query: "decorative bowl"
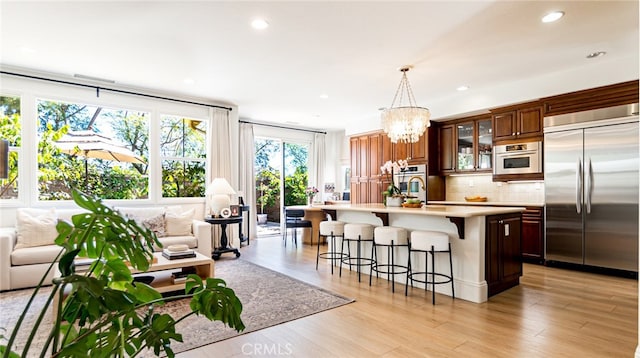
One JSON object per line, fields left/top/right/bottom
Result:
{"left": 465, "top": 196, "right": 488, "bottom": 202}
{"left": 401, "top": 202, "right": 423, "bottom": 208}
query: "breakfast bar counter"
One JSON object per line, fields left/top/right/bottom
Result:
{"left": 313, "top": 203, "right": 526, "bottom": 303}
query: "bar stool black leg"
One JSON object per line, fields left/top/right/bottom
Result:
{"left": 449, "top": 243, "right": 455, "bottom": 298}
{"left": 405, "top": 243, "right": 412, "bottom": 296}
{"left": 431, "top": 245, "right": 436, "bottom": 304}
{"left": 316, "top": 233, "right": 323, "bottom": 270}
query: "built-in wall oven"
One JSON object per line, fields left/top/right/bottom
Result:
{"left": 493, "top": 141, "right": 543, "bottom": 175}
{"left": 393, "top": 164, "right": 427, "bottom": 202}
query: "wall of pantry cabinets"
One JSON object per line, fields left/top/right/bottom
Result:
{"left": 348, "top": 128, "right": 443, "bottom": 204}
{"left": 349, "top": 79, "right": 639, "bottom": 204}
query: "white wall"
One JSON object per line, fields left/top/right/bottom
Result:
{"left": 322, "top": 130, "right": 349, "bottom": 200}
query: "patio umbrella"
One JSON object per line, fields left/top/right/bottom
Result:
{"left": 55, "top": 130, "right": 145, "bottom": 187}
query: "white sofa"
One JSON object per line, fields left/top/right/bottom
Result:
{"left": 0, "top": 205, "right": 211, "bottom": 291}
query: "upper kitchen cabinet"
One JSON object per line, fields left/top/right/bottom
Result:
{"left": 542, "top": 80, "right": 639, "bottom": 116}
{"left": 491, "top": 103, "right": 543, "bottom": 143}
{"left": 439, "top": 116, "right": 491, "bottom": 175}
{"left": 392, "top": 126, "right": 439, "bottom": 171}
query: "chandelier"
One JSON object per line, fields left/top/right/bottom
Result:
{"left": 381, "top": 66, "right": 431, "bottom": 143}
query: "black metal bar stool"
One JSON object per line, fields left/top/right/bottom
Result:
{"left": 283, "top": 208, "right": 312, "bottom": 247}
{"left": 340, "top": 223, "right": 375, "bottom": 282}
{"left": 370, "top": 226, "right": 409, "bottom": 293}
{"left": 316, "top": 220, "right": 348, "bottom": 274}
{"left": 405, "top": 230, "right": 455, "bottom": 304}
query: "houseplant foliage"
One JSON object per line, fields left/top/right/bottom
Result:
{"left": 0, "top": 190, "right": 244, "bottom": 358}
{"left": 380, "top": 159, "right": 408, "bottom": 201}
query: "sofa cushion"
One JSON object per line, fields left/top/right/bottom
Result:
{"left": 142, "top": 213, "right": 166, "bottom": 238}
{"left": 116, "top": 206, "right": 165, "bottom": 222}
{"left": 15, "top": 208, "right": 58, "bottom": 249}
{"left": 12, "top": 244, "right": 63, "bottom": 266}
{"left": 165, "top": 208, "right": 194, "bottom": 236}
{"left": 55, "top": 208, "right": 89, "bottom": 222}
{"left": 156, "top": 235, "right": 198, "bottom": 251}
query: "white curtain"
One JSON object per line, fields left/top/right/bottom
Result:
{"left": 239, "top": 123, "right": 256, "bottom": 241}
{"left": 312, "top": 132, "right": 326, "bottom": 200}
{"left": 206, "top": 108, "right": 232, "bottom": 247}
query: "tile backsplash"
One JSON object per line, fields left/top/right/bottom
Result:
{"left": 445, "top": 174, "right": 544, "bottom": 204}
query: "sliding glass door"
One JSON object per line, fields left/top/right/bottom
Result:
{"left": 255, "top": 137, "right": 310, "bottom": 238}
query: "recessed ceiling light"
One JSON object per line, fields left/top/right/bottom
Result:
{"left": 251, "top": 18, "right": 269, "bottom": 30}
{"left": 319, "top": 94, "right": 329, "bottom": 99}
{"left": 542, "top": 11, "right": 564, "bottom": 23}
{"left": 183, "top": 78, "right": 195, "bottom": 85}
{"left": 586, "top": 51, "right": 606, "bottom": 59}
{"left": 457, "top": 85, "right": 470, "bottom": 91}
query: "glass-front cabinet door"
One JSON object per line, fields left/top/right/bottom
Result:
{"left": 457, "top": 122, "right": 474, "bottom": 170}
{"left": 476, "top": 119, "right": 492, "bottom": 171}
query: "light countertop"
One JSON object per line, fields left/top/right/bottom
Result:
{"left": 429, "top": 200, "right": 544, "bottom": 207}
{"left": 313, "top": 203, "right": 525, "bottom": 218}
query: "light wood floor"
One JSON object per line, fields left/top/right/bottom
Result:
{"left": 179, "top": 235, "right": 638, "bottom": 357}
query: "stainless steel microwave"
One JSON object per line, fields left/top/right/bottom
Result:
{"left": 493, "top": 141, "right": 542, "bottom": 175}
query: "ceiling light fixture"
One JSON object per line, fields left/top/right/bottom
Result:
{"left": 251, "top": 18, "right": 269, "bottom": 30}
{"left": 457, "top": 85, "right": 470, "bottom": 91}
{"left": 586, "top": 51, "right": 606, "bottom": 59}
{"left": 381, "top": 66, "right": 430, "bottom": 144}
{"left": 319, "top": 94, "right": 329, "bottom": 99}
{"left": 542, "top": 11, "right": 564, "bottom": 23}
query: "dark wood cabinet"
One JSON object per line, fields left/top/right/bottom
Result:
{"left": 439, "top": 124, "right": 455, "bottom": 174}
{"left": 522, "top": 206, "right": 544, "bottom": 264}
{"left": 492, "top": 104, "right": 543, "bottom": 143}
{"left": 542, "top": 80, "right": 639, "bottom": 116}
{"left": 349, "top": 132, "right": 395, "bottom": 204}
{"left": 486, "top": 212, "right": 522, "bottom": 297}
{"left": 350, "top": 129, "right": 439, "bottom": 203}
{"left": 391, "top": 127, "right": 438, "bottom": 171}
{"left": 438, "top": 117, "right": 491, "bottom": 175}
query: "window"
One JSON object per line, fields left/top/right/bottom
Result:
{"left": 160, "top": 115, "right": 207, "bottom": 198}
{"left": 36, "top": 99, "right": 149, "bottom": 200}
{"left": 0, "top": 95, "right": 21, "bottom": 200}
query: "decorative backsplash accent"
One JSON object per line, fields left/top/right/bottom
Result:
{"left": 445, "top": 174, "right": 544, "bottom": 204}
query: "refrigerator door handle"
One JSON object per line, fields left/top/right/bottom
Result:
{"left": 586, "top": 158, "right": 593, "bottom": 214}
{"left": 576, "top": 158, "right": 582, "bottom": 214}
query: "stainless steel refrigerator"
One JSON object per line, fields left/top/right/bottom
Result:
{"left": 544, "top": 104, "right": 639, "bottom": 272}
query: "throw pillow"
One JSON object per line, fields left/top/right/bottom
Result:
{"left": 165, "top": 208, "right": 194, "bottom": 236}
{"left": 15, "top": 208, "right": 58, "bottom": 249}
{"left": 142, "top": 213, "right": 166, "bottom": 238}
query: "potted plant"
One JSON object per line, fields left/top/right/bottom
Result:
{"left": 380, "top": 159, "right": 408, "bottom": 207}
{"left": 255, "top": 169, "right": 279, "bottom": 224}
{"left": 256, "top": 181, "right": 270, "bottom": 224}
{"left": 0, "top": 190, "right": 244, "bottom": 358}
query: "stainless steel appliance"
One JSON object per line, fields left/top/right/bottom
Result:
{"left": 494, "top": 141, "right": 542, "bottom": 175}
{"left": 393, "top": 164, "right": 427, "bottom": 202}
{"left": 544, "top": 103, "right": 639, "bottom": 272}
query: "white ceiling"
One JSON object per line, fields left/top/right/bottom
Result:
{"left": 1, "top": 1, "right": 638, "bottom": 134}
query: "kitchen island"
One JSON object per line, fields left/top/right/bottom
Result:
{"left": 314, "top": 203, "right": 525, "bottom": 303}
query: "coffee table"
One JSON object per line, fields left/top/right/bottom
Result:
{"left": 53, "top": 252, "right": 215, "bottom": 315}
{"left": 133, "top": 252, "right": 215, "bottom": 293}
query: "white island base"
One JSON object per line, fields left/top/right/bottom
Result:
{"left": 317, "top": 204, "right": 524, "bottom": 303}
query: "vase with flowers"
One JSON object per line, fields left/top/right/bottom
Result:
{"left": 305, "top": 186, "right": 319, "bottom": 205}
{"left": 380, "top": 159, "right": 408, "bottom": 206}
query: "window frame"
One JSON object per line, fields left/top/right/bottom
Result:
{"left": 159, "top": 113, "right": 209, "bottom": 199}
{"left": 0, "top": 74, "right": 214, "bottom": 209}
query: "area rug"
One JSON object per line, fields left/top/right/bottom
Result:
{"left": 0, "top": 259, "right": 354, "bottom": 356}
